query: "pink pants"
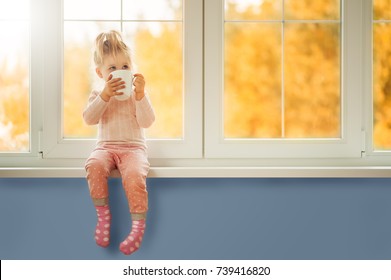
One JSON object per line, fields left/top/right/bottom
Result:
{"left": 85, "top": 144, "right": 149, "bottom": 214}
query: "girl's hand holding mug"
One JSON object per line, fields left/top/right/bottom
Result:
{"left": 100, "top": 74, "right": 126, "bottom": 102}
{"left": 133, "top": 73, "right": 146, "bottom": 101}
{"left": 100, "top": 71, "right": 145, "bottom": 102}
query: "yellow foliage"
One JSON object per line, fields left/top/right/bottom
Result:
{"left": 225, "top": 0, "right": 282, "bottom": 20}
{"left": 224, "top": 2, "right": 340, "bottom": 139}
{"left": 374, "top": 23, "right": 391, "bottom": 149}
{"left": 284, "top": 23, "right": 340, "bottom": 138}
{"left": 133, "top": 23, "right": 183, "bottom": 139}
{"left": 374, "top": 0, "right": 391, "bottom": 20}
{"left": 63, "top": 44, "right": 97, "bottom": 138}
{"left": 0, "top": 62, "right": 29, "bottom": 151}
{"left": 285, "top": 0, "right": 340, "bottom": 20}
{"left": 224, "top": 22, "right": 282, "bottom": 138}
{"left": 371, "top": 0, "right": 391, "bottom": 151}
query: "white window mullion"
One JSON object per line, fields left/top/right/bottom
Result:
{"left": 281, "top": 19, "right": 285, "bottom": 139}
{"left": 341, "top": 0, "right": 364, "bottom": 156}
{"left": 41, "top": 0, "right": 77, "bottom": 158}
{"left": 41, "top": 0, "right": 96, "bottom": 159}
{"left": 363, "top": 0, "right": 374, "bottom": 156}
{"left": 0, "top": 0, "right": 42, "bottom": 166}
{"left": 204, "top": 0, "right": 224, "bottom": 157}
{"left": 30, "top": 0, "right": 45, "bottom": 156}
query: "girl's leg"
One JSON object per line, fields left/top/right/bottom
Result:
{"left": 116, "top": 148, "right": 149, "bottom": 255}
{"left": 85, "top": 148, "right": 116, "bottom": 247}
{"left": 94, "top": 205, "right": 112, "bottom": 247}
{"left": 119, "top": 219, "right": 146, "bottom": 255}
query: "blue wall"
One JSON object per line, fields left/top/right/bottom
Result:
{"left": 0, "top": 177, "right": 391, "bottom": 260}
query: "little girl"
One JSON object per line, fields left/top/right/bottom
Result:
{"left": 83, "top": 30, "right": 155, "bottom": 255}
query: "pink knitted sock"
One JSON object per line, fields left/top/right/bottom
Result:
{"left": 119, "top": 219, "right": 146, "bottom": 255}
{"left": 94, "top": 205, "right": 111, "bottom": 248}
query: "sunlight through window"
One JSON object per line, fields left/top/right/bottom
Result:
{"left": 0, "top": 0, "right": 30, "bottom": 152}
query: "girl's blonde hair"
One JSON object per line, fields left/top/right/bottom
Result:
{"left": 93, "top": 30, "right": 131, "bottom": 66}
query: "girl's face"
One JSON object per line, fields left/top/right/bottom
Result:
{"left": 96, "top": 52, "right": 131, "bottom": 80}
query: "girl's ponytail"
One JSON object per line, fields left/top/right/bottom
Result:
{"left": 93, "top": 30, "right": 130, "bottom": 66}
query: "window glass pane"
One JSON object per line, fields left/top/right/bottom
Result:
{"left": 63, "top": 0, "right": 183, "bottom": 140}
{"left": 123, "top": 0, "right": 182, "bottom": 20}
{"left": 0, "top": 0, "right": 29, "bottom": 20}
{"left": 284, "top": 0, "right": 340, "bottom": 20}
{"left": 224, "top": 23, "right": 282, "bottom": 138}
{"left": 225, "top": 0, "right": 282, "bottom": 21}
{"left": 373, "top": 0, "right": 391, "bottom": 20}
{"left": 63, "top": 22, "right": 120, "bottom": 139}
{"left": 373, "top": 22, "right": 391, "bottom": 149}
{"left": 0, "top": 1, "right": 30, "bottom": 152}
{"left": 224, "top": 0, "right": 341, "bottom": 139}
{"left": 124, "top": 22, "right": 183, "bottom": 139}
{"left": 64, "top": 0, "right": 120, "bottom": 20}
{"left": 285, "top": 23, "right": 340, "bottom": 138}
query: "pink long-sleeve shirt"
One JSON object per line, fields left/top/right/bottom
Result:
{"left": 83, "top": 90, "right": 155, "bottom": 148}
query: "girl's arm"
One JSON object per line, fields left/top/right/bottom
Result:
{"left": 83, "top": 91, "right": 109, "bottom": 125}
{"left": 135, "top": 94, "right": 155, "bottom": 128}
{"left": 133, "top": 73, "right": 155, "bottom": 128}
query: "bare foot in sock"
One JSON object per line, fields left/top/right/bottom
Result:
{"left": 119, "top": 220, "right": 145, "bottom": 255}
{"left": 94, "top": 205, "right": 111, "bottom": 247}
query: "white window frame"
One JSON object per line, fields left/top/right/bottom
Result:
{"left": 1, "top": 0, "right": 391, "bottom": 177}
{"left": 41, "top": 0, "right": 203, "bottom": 160}
{"left": 0, "top": 0, "right": 44, "bottom": 167}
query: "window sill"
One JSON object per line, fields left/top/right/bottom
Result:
{"left": 1, "top": 166, "right": 391, "bottom": 178}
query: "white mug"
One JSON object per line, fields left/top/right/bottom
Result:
{"left": 111, "top": 70, "right": 133, "bottom": 101}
